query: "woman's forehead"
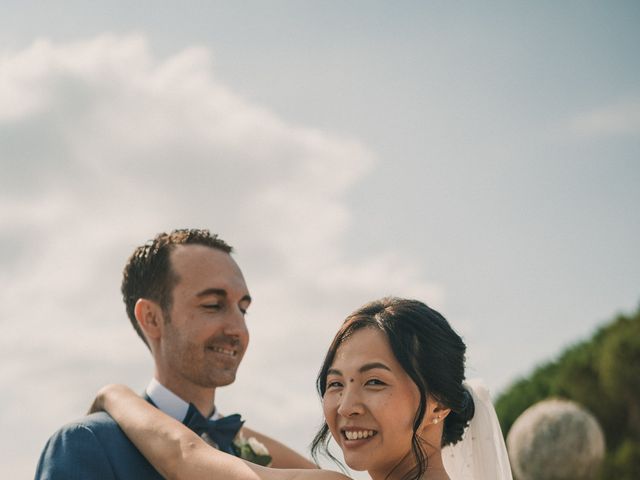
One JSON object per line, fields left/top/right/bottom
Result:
{"left": 332, "top": 328, "right": 395, "bottom": 367}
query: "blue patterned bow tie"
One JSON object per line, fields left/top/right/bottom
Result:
{"left": 183, "top": 404, "right": 244, "bottom": 455}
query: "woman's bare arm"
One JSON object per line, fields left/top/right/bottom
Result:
{"left": 241, "top": 426, "right": 317, "bottom": 469}
{"left": 90, "top": 384, "right": 350, "bottom": 480}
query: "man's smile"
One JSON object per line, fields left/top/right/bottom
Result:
{"left": 206, "top": 345, "right": 238, "bottom": 357}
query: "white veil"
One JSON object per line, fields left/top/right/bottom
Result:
{"left": 441, "top": 379, "right": 513, "bottom": 480}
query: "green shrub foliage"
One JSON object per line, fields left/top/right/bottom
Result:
{"left": 495, "top": 304, "right": 640, "bottom": 479}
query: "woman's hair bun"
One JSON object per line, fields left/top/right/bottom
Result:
{"left": 442, "top": 388, "right": 475, "bottom": 446}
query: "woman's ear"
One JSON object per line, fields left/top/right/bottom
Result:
{"left": 432, "top": 404, "right": 451, "bottom": 424}
{"left": 423, "top": 399, "right": 452, "bottom": 428}
{"left": 134, "top": 298, "right": 164, "bottom": 342}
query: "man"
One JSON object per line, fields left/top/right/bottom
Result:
{"left": 35, "top": 229, "right": 314, "bottom": 479}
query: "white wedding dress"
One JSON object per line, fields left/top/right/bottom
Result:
{"left": 442, "top": 379, "right": 513, "bottom": 480}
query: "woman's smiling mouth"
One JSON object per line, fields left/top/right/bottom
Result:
{"left": 342, "top": 429, "right": 378, "bottom": 441}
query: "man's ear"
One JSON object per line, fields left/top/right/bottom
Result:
{"left": 134, "top": 298, "right": 164, "bottom": 341}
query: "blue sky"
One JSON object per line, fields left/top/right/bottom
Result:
{"left": 1, "top": 2, "right": 639, "bottom": 477}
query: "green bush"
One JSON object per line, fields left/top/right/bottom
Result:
{"left": 495, "top": 304, "right": 640, "bottom": 478}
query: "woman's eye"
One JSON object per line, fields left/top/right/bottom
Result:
{"left": 366, "top": 379, "right": 387, "bottom": 386}
{"left": 326, "top": 380, "right": 343, "bottom": 389}
{"left": 203, "top": 304, "right": 221, "bottom": 310}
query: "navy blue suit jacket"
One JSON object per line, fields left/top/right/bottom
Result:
{"left": 35, "top": 402, "right": 164, "bottom": 479}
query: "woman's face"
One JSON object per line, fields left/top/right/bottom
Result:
{"left": 322, "top": 327, "right": 422, "bottom": 480}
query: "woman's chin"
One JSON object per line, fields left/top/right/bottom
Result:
{"left": 344, "top": 460, "right": 368, "bottom": 472}
{"left": 343, "top": 453, "right": 375, "bottom": 473}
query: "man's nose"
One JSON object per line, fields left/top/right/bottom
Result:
{"left": 337, "top": 385, "right": 365, "bottom": 417}
{"left": 223, "top": 305, "right": 248, "bottom": 336}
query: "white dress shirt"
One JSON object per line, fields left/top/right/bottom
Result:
{"left": 145, "top": 378, "right": 221, "bottom": 422}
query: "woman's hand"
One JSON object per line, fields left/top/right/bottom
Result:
{"left": 87, "top": 384, "right": 135, "bottom": 415}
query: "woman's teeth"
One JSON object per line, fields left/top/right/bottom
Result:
{"left": 344, "top": 430, "right": 376, "bottom": 440}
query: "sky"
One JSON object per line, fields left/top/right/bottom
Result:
{"left": 1, "top": 1, "right": 639, "bottom": 478}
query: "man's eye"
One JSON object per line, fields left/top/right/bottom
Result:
{"left": 203, "top": 304, "right": 221, "bottom": 310}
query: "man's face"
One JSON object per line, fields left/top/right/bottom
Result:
{"left": 158, "top": 244, "right": 251, "bottom": 391}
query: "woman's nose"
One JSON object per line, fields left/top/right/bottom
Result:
{"left": 337, "top": 386, "right": 365, "bottom": 417}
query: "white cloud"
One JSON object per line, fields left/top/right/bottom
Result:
{"left": 568, "top": 96, "right": 640, "bottom": 137}
{"left": 0, "top": 34, "right": 442, "bottom": 477}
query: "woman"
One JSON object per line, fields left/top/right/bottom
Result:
{"left": 92, "top": 298, "right": 511, "bottom": 479}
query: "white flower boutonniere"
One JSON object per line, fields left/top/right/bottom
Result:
{"left": 233, "top": 432, "right": 273, "bottom": 466}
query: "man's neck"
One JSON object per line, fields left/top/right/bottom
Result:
{"left": 153, "top": 374, "right": 217, "bottom": 418}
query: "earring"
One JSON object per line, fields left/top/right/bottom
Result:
{"left": 432, "top": 417, "right": 440, "bottom": 424}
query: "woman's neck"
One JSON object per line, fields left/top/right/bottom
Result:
{"left": 369, "top": 450, "right": 449, "bottom": 480}
{"left": 422, "top": 450, "right": 449, "bottom": 480}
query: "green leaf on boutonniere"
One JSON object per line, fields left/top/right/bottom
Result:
{"left": 233, "top": 435, "right": 273, "bottom": 466}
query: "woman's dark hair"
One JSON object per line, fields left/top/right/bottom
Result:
{"left": 310, "top": 297, "right": 474, "bottom": 480}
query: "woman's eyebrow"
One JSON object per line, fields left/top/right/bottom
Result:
{"left": 327, "top": 362, "right": 391, "bottom": 377}
{"left": 359, "top": 362, "right": 391, "bottom": 373}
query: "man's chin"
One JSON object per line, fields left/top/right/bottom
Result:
{"left": 204, "top": 370, "right": 238, "bottom": 388}
{"left": 213, "top": 376, "right": 236, "bottom": 387}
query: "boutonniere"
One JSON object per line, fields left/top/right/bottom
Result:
{"left": 233, "top": 432, "right": 273, "bottom": 466}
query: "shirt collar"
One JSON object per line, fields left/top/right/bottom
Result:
{"left": 145, "top": 378, "right": 220, "bottom": 422}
